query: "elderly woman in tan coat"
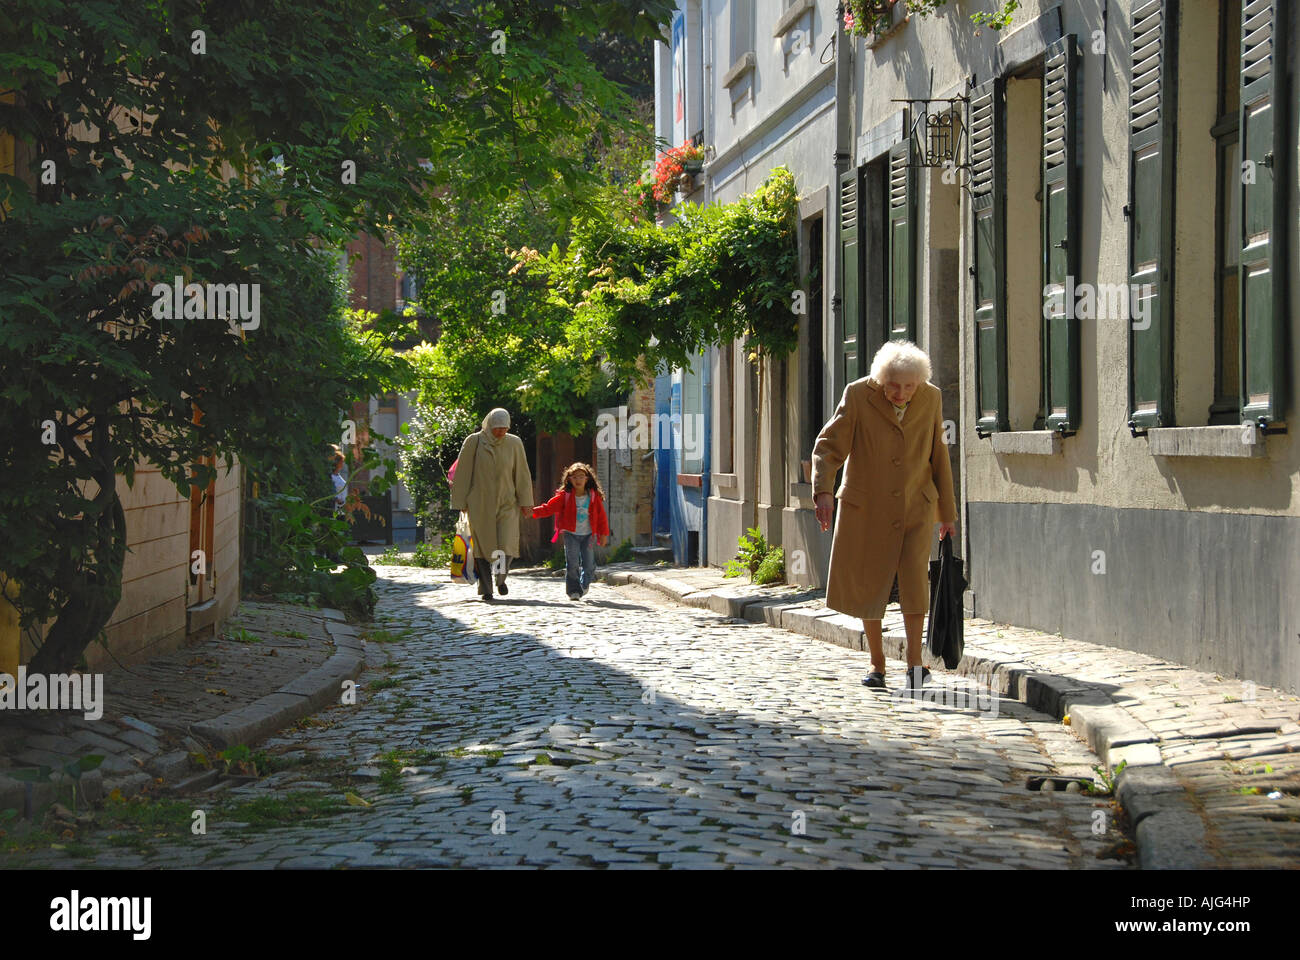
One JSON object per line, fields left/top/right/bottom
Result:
{"left": 450, "top": 408, "right": 533, "bottom": 601}
{"left": 811, "top": 342, "right": 957, "bottom": 689}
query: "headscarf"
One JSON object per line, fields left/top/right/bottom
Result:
{"left": 481, "top": 408, "right": 510, "bottom": 446}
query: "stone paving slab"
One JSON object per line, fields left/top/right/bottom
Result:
{"left": 601, "top": 562, "right": 1300, "bottom": 869}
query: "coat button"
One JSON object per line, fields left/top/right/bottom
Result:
{"left": 892, "top": 520, "right": 901, "bottom": 529}
{"left": 892, "top": 458, "right": 901, "bottom": 466}
{"left": 892, "top": 490, "right": 901, "bottom": 497}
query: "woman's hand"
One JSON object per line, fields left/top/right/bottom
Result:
{"left": 938, "top": 522, "right": 957, "bottom": 540}
{"left": 814, "top": 492, "right": 834, "bottom": 532}
{"left": 521, "top": 505, "right": 532, "bottom": 518}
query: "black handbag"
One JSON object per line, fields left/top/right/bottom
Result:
{"left": 925, "top": 535, "right": 968, "bottom": 669}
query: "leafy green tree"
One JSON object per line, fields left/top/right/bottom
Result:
{"left": 397, "top": 404, "right": 480, "bottom": 536}
{"left": 0, "top": 0, "right": 675, "bottom": 670}
{"left": 521, "top": 167, "right": 803, "bottom": 387}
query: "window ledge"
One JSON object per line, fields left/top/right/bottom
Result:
{"left": 866, "top": 2, "right": 909, "bottom": 50}
{"left": 713, "top": 472, "right": 738, "bottom": 491}
{"left": 788, "top": 481, "right": 817, "bottom": 508}
{"left": 989, "top": 430, "right": 1062, "bottom": 456}
{"left": 677, "top": 472, "right": 703, "bottom": 488}
{"left": 1147, "top": 426, "right": 1267, "bottom": 459}
{"left": 773, "top": 0, "right": 814, "bottom": 38}
{"left": 722, "top": 51, "right": 756, "bottom": 89}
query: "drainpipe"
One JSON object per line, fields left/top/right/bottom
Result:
{"left": 701, "top": 349, "right": 712, "bottom": 567}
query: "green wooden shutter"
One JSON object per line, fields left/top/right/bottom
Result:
{"left": 1238, "top": 0, "right": 1288, "bottom": 425}
{"left": 1127, "top": 0, "right": 1177, "bottom": 429}
{"left": 839, "top": 165, "right": 864, "bottom": 384}
{"left": 1042, "top": 36, "right": 1081, "bottom": 434}
{"left": 888, "top": 138, "right": 916, "bottom": 343}
{"left": 970, "top": 77, "right": 1008, "bottom": 434}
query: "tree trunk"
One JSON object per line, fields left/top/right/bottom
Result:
{"left": 27, "top": 420, "right": 127, "bottom": 674}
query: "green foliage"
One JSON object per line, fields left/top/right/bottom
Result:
{"left": 544, "top": 545, "right": 567, "bottom": 571}
{"left": 754, "top": 546, "right": 785, "bottom": 586}
{"left": 375, "top": 541, "right": 452, "bottom": 570}
{"left": 842, "top": 0, "right": 1022, "bottom": 35}
{"left": 8, "top": 754, "right": 104, "bottom": 813}
{"left": 606, "top": 538, "right": 634, "bottom": 563}
{"left": 397, "top": 107, "right": 650, "bottom": 437}
{"left": 724, "top": 527, "right": 770, "bottom": 579}
{"left": 724, "top": 527, "right": 785, "bottom": 585}
{"left": 0, "top": 0, "right": 675, "bottom": 672}
{"left": 397, "top": 405, "right": 481, "bottom": 535}
{"left": 520, "top": 167, "right": 801, "bottom": 388}
{"left": 243, "top": 493, "right": 377, "bottom": 620}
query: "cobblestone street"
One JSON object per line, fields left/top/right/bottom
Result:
{"left": 18, "top": 566, "right": 1130, "bottom": 869}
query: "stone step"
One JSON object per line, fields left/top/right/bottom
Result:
{"left": 631, "top": 545, "right": 673, "bottom": 563}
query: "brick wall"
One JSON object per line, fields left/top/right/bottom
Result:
{"left": 596, "top": 382, "right": 657, "bottom": 551}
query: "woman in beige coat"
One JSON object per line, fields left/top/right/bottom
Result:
{"left": 811, "top": 342, "right": 957, "bottom": 689}
{"left": 450, "top": 408, "right": 533, "bottom": 601}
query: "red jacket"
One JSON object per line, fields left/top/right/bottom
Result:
{"left": 532, "top": 488, "right": 611, "bottom": 543}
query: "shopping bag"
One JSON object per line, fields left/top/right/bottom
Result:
{"left": 925, "top": 534, "right": 967, "bottom": 669}
{"left": 450, "top": 512, "right": 477, "bottom": 585}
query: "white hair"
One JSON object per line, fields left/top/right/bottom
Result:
{"left": 869, "top": 340, "right": 931, "bottom": 384}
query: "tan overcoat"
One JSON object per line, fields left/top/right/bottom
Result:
{"left": 449, "top": 430, "right": 533, "bottom": 560}
{"left": 811, "top": 378, "right": 957, "bottom": 619}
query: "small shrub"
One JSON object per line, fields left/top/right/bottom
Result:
{"left": 754, "top": 546, "right": 785, "bottom": 586}
{"left": 606, "top": 538, "right": 633, "bottom": 564}
{"left": 724, "top": 526, "right": 768, "bottom": 579}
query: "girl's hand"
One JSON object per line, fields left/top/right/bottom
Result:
{"left": 938, "top": 522, "right": 957, "bottom": 540}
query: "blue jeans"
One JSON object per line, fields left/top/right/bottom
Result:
{"left": 564, "top": 531, "right": 595, "bottom": 597}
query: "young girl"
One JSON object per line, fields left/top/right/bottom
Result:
{"left": 529, "top": 463, "right": 610, "bottom": 600}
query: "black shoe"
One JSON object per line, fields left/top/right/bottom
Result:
{"left": 902, "top": 666, "right": 931, "bottom": 690}
{"left": 496, "top": 576, "right": 508, "bottom": 595}
{"left": 862, "top": 671, "right": 887, "bottom": 689}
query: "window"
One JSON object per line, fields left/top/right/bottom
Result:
{"left": 803, "top": 214, "right": 825, "bottom": 456}
{"left": 838, "top": 147, "right": 894, "bottom": 391}
{"left": 729, "top": 0, "right": 753, "bottom": 66}
{"left": 969, "top": 36, "right": 1080, "bottom": 436}
{"left": 723, "top": 0, "right": 756, "bottom": 105}
{"left": 1130, "top": 0, "right": 1287, "bottom": 430}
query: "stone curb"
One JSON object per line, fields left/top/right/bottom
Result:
{"left": 600, "top": 563, "right": 1210, "bottom": 870}
{"left": 0, "top": 609, "right": 364, "bottom": 817}
{"left": 191, "top": 617, "right": 364, "bottom": 749}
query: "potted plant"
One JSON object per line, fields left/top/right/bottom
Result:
{"left": 652, "top": 143, "right": 710, "bottom": 202}
{"left": 679, "top": 143, "right": 706, "bottom": 174}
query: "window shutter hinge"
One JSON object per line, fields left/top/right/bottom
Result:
{"left": 1128, "top": 419, "right": 1148, "bottom": 439}
{"left": 1122, "top": 204, "right": 1131, "bottom": 220}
